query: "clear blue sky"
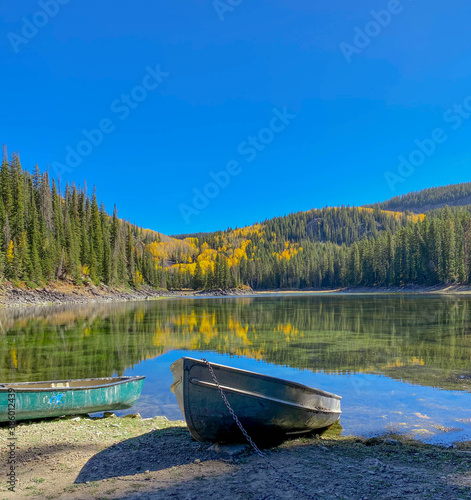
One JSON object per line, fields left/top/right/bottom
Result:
{"left": 1, "top": 1, "right": 471, "bottom": 235}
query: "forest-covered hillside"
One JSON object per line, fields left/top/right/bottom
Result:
{"left": 0, "top": 151, "right": 165, "bottom": 288}
{"left": 3, "top": 148, "right": 471, "bottom": 291}
{"left": 370, "top": 182, "right": 471, "bottom": 213}
{"left": 169, "top": 184, "right": 471, "bottom": 290}
{"left": 171, "top": 205, "right": 469, "bottom": 290}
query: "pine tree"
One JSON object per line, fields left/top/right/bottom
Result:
{"left": 192, "top": 261, "right": 204, "bottom": 289}
{"left": 89, "top": 189, "right": 104, "bottom": 283}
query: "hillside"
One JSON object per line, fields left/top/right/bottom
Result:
{"left": 369, "top": 182, "right": 471, "bottom": 213}
{"left": 0, "top": 150, "right": 166, "bottom": 289}
{"left": 135, "top": 183, "right": 471, "bottom": 291}
{"left": 2, "top": 148, "right": 471, "bottom": 293}
{"left": 168, "top": 184, "right": 471, "bottom": 290}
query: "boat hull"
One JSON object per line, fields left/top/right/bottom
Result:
{"left": 0, "top": 376, "right": 145, "bottom": 422}
{"left": 170, "top": 357, "right": 341, "bottom": 444}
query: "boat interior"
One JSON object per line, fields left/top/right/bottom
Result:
{"left": 0, "top": 378, "right": 126, "bottom": 390}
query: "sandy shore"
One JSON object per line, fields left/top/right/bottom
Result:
{"left": 1, "top": 414, "right": 471, "bottom": 499}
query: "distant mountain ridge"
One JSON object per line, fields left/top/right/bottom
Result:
{"left": 368, "top": 182, "right": 471, "bottom": 214}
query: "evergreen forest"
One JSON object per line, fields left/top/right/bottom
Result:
{"left": 4, "top": 150, "right": 471, "bottom": 291}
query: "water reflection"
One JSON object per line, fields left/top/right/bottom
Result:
{"left": 2, "top": 295, "right": 471, "bottom": 391}
{"left": 2, "top": 295, "right": 471, "bottom": 444}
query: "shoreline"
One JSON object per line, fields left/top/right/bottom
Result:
{"left": 1, "top": 283, "right": 471, "bottom": 309}
{"left": 1, "top": 414, "right": 470, "bottom": 499}
{"left": 0, "top": 283, "right": 254, "bottom": 308}
{"left": 254, "top": 284, "right": 471, "bottom": 295}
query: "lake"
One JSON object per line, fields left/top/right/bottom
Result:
{"left": 2, "top": 294, "right": 471, "bottom": 445}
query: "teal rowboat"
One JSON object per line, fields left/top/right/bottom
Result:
{"left": 0, "top": 376, "right": 145, "bottom": 422}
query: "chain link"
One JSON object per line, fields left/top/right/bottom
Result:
{"left": 201, "top": 359, "right": 319, "bottom": 500}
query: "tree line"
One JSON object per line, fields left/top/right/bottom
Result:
{"left": 372, "top": 182, "right": 471, "bottom": 213}
{"left": 243, "top": 206, "right": 471, "bottom": 289}
{"left": 4, "top": 150, "right": 471, "bottom": 292}
{"left": 0, "top": 151, "right": 163, "bottom": 287}
{"left": 173, "top": 204, "right": 471, "bottom": 290}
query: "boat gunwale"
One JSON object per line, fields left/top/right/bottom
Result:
{"left": 0, "top": 376, "right": 145, "bottom": 392}
{"left": 189, "top": 377, "right": 342, "bottom": 414}
{"left": 174, "top": 357, "right": 342, "bottom": 400}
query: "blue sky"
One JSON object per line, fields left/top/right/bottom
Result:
{"left": 1, "top": 1, "right": 471, "bottom": 235}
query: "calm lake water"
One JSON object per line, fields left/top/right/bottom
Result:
{"left": 2, "top": 294, "right": 471, "bottom": 445}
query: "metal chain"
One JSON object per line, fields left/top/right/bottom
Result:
{"left": 201, "top": 359, "right": 319, "bottom": 500}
